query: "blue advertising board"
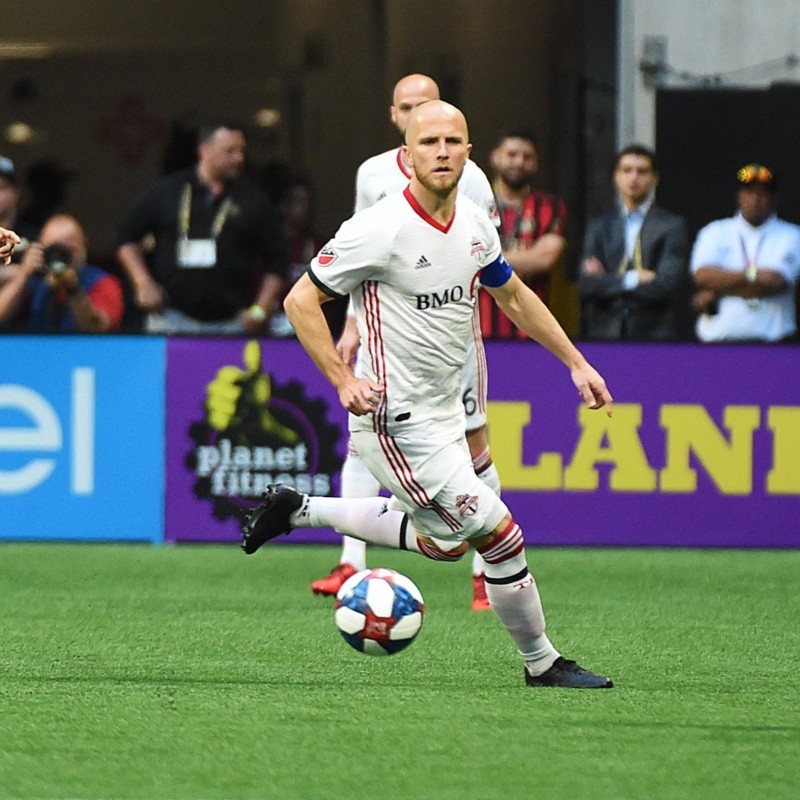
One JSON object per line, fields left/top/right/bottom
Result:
{"left": 0, "top": 337, "right": 165, "bottom": 541}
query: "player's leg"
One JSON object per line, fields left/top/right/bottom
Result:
{"left": 310, "top": 439, "right": 381, "bottom": 596}
{"left": 240, "top": 442, "right": 613, "bottom": 688}
{"left": 466, "top": 425, "right": 495, "bottom": 610}
{"left": 470, "top": 516, "right": 613, "bottom": 689}
{"left": 463, "top": 331, "right": 500, "bottom": 610}
{"left": 292, "top": 431, "right": 474, "bottom": 561}
{"left": 318, "top": 436, "right": 612, "bottom": 688}
{"left": 242, "top": 432, "right": 479, "bottom": 560}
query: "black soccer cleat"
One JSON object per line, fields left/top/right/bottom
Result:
{"left": 524, "top": 657, "right": 613, "bottom": 689}
{"left": 240, "top": 484, "right": 305, "bottom": 555}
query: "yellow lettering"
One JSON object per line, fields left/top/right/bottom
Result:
{"left": 563, "top": 404, "right": 656, "bottom": 491}
{"left": 766, "top": 407, "right": 800, "bottom": 495}
{"left": 486, "top": 402, "right": 562, "bottom": 489}
{"left": 660, "top": 405, "right": 759, "bottom": 494}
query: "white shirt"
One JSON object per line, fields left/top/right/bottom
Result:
{"left": 354, "top": 146, "right": 497, "bottom": 221}
{"left": 622, "top": 197, "right": 653, "bottom": 261}
{"left": 691, "top": 213, "right": 800, "bottom": 342}
{"left": 309, "top": 188, "right": 503, "bottom": 443}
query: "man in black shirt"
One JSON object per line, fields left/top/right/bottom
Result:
{"left": 116, "top": 123, "right": 289, "bottom": 333}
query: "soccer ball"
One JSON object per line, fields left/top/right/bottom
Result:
{"left": 334, "top": 568, "right": 425, "bottom": 656}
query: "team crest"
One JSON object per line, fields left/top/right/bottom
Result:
{"left": 455, "top": 493, "right": 479, "bottom": 517}
{"left": 470, "top": 237, "right": 487, "bottom": 260}
{"left": 317, "top": 244, "right": 338, "bottom": 267}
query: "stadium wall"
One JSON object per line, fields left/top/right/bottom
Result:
{"left": 1, "top": 337, "right": 798, "bottom": 548}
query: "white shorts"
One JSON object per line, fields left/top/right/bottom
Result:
{"left": 461, "top": 325, "right": 488, "bottom": 432}
{"left": 350, "top": 430, "right": 508, "bottom": 543}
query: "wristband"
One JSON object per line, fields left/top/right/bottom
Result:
{"left": 248, "top": 303, "right": 267, "bottom": 322}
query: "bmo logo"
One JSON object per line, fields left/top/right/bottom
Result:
{"left": 0, "top": 368, "right": 95, "bottom": 496}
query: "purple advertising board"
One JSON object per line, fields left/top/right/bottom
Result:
{"left": 166, "top": 338, "right": 348, "bottom": 545}
{"left": 488, "top": 342, "right": 799, "bottom": 548}
{"left": 166, "top": 339, "right": 800, "bottom": 548}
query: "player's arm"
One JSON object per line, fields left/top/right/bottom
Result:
{"left": 483, "top": 259, "right": 612, "bottom": 415}
{"left": 284, "top": 273, "right": 381, "bottom": 415}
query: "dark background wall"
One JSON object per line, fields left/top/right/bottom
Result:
{"left": 657, "top": 84, "right": 800, "bottom": 237}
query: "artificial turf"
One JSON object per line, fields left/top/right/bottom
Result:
{"left": 0, "top": 543, "right": 797, "bottom": 800}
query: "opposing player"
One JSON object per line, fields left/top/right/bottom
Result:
{"left": 243, "top": 101, "right": 614, "bottom": 689}
{"left": 311, "top": 73, "right": 499, "bottom": 610}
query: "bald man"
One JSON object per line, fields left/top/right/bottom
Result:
{"left": 0, "top": 214, "right": 124, "bottom": 332}
{"left": 312, "top": 75, "right": 500, "bottom": 609}
{"left": 244, "top": 100, "right": 615, "bottom": 689}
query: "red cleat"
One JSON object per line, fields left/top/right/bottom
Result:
{"left": 311, "top": 562, "right": 358, "bottom": 596}
{"left": 471, "top": 573, "right": 491, "bottom": 611}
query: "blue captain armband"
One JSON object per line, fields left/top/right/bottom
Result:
{"left": 480, "top": 254, "right": 513, "bottom": 287}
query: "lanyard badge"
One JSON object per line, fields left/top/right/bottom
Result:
{"left": 176, "top": 183, "right": 234, "bottom": 269}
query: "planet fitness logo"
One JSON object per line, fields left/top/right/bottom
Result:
{"left": 186, "top": 341, "right": 342, "bottom": 521}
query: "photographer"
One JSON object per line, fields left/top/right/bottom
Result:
{"left": 0, "top": 214, "right": 124, "bottom": 333}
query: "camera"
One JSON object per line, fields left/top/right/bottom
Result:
{"left": 42, "top": 243, "right": 72, "bottom": 276}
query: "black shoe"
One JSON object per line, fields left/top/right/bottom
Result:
{"left": 241, "top": 484, "right": 305, "bottom": 554}
{"left": 524, "top": 657, "right": 613, "bottom": 689}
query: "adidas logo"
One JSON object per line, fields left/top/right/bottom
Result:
{"left": 415, "top": 254, "right": 432, "bottom": 269}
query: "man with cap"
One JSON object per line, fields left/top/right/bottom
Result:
{"left": 691, "top": 163, "right": 800, "bottom": 342}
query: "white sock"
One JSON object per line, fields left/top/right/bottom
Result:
{"left": 479, "top": 521, "right": 560, "bottom": 674}
{"left": 340, "top": 538, "right": 367, "bottom": 570}
{"left": 337, "top": 446, "right": 382, "bottom": 570}
{"left": 292, "top": 495, "right": 422, "bottom": 554}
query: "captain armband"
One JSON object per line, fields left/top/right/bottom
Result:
{"left": 480, "top": 254, "right": 514, "bottom": 288}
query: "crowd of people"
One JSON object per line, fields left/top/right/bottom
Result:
{"left": 1, "top": 87, "right": 799, "bottom": 341}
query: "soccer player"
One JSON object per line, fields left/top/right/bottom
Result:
{"left": 311, "top": 73, "right": 499, "bottom": 610}
{"left": 243, "top": 101, "right": 614, "bottom": 689}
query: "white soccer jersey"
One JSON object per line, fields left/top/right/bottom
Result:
{"left": 310, "top": 187, "right": 503, "bottom": 444}
{"left": 353, "top": 147, "right": 496, "bottom": 432}
{"left": 355, "top": 146, "right": 497, "bottom": 221}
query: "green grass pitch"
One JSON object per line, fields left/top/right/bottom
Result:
{"left": 0, "top": 543, "right": 797, "bottom": 800}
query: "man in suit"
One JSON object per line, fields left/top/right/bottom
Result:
{"left": 579, "top": 144, "right": 689, "bottom": 340}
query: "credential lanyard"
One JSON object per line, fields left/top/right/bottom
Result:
{"left": 738, "top": 232, "right": 765, "bottom": 269}
{"left": 179, "top": 184, "right": 233, "bottom": 240}
{"left": 617, "top": 234, "right": 643, "bottom": 274}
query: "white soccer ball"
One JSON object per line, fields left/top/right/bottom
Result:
{"left": 334, "top": 568, "right": 425, "bottom": 656}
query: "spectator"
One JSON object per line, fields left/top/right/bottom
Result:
{"left": 115, "top": 122, "right": 289, "bottom": 334}
{"left": 691, "top": 164, "right": 800, "bottom": 342}
{"left": 0, "top": 156, "right": 39, "bottom": 271}
{"left": 481, "top": 129, "right": 568, "bottom": 339}
{"left": 269, "top": 176, "right": 330, "bottom": 337}
{"left": 579, "top": 144, "right": 689, "bottom": 341}
{"left": 0, "top": 214, "right": 124, "bottom": 333}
